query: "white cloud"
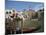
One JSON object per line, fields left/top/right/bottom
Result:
{"left": 33, "top": 4, "right": 44, "bottom": 11}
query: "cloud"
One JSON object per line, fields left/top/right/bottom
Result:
{"left": 33, "top": 4, "right": 44, "bottom": 11}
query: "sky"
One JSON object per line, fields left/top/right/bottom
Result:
{"left": 5, "top": 0, "right": 44, "bottom": 11}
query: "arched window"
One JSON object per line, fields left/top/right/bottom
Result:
{"left": 9, "top": 11, "right": 11, "bottom": 14}
{"left": 6, "top": 11, "right": 8, "bottom": 14}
